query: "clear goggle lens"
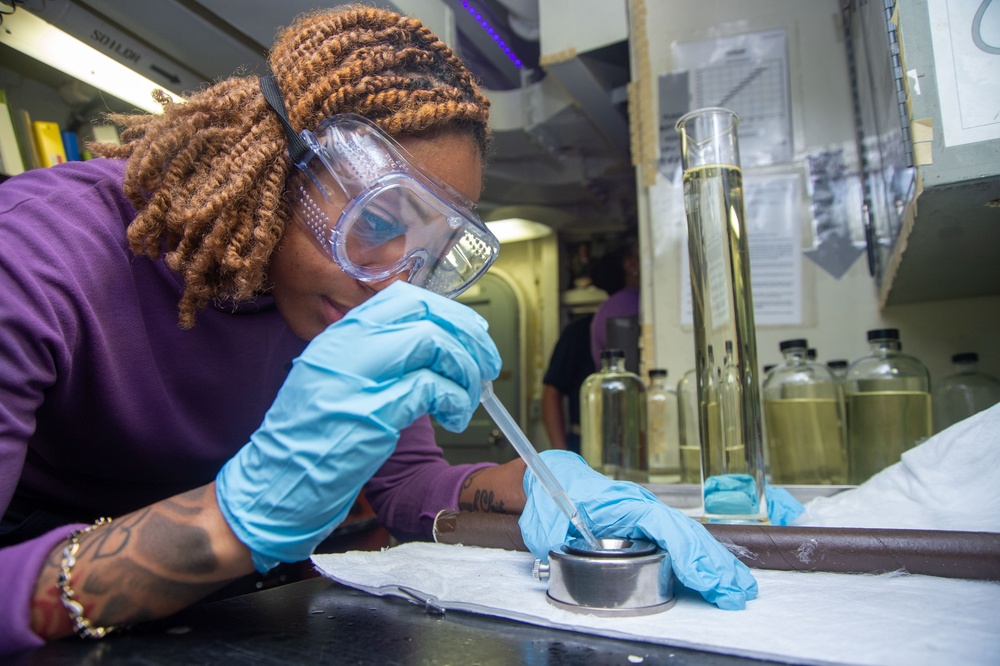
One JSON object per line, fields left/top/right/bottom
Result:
{"left": 287, "top": 114, "right": 499, "bottom": 298}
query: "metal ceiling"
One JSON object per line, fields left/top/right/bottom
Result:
{"left": 24, "top": 0, "right": 636, "bottom": 238}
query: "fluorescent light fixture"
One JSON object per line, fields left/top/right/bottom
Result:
{"left": 485, "top": 218, "right": 552, "bottom": 244}
{"left": 0, "top": 8, "right": 182, "bottom": 114}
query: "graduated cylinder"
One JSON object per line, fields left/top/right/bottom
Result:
{"left": 676, "top": 107, "right": 768, "bottom": 524}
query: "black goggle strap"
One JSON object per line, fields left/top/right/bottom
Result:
{"left": 259, "top": 73, "right": 311, "bottom": 166}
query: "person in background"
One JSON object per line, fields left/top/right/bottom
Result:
{"left": 0, "top": 6, "right": 756, "bottom": 653}
{"left": 541, "top": 313, "right": 594, "bottom": 453}
{"left": 590, "top": 235, "right": 641, "bottom": 370}
{"left": 540, "top": 233, "right": 630, "bottom": 451}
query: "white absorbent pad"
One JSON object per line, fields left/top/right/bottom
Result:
{"left": 312, "top": 542, "right": 1000, "bottom": 666}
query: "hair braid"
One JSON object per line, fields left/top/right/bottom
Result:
{"left": 91, "top": 4, "right": 490, "bottom": 328}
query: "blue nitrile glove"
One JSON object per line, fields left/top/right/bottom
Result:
{"left": 217, "top": 282, "right": 501, "bottom": 572}
{"left": 703, "top": 474, "right": 760, "bottom": 515}
{"left": 766, "top": 483, "right": 805, "bottom": 526}
{"left": 520, "top": 451, "right": 758, "bottom": 610}
{"left": 702, "top": 475, "right": 805, "bottom": 526}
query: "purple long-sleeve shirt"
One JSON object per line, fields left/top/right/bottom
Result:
{"left": 0, "top": 159, "right": 490, "bottom": 652}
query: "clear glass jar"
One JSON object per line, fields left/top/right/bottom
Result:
{"left": 844, "top": 329, "right": 931, "bottom": 484}
{"left": 762, "top": 339, "right": 846, "bottom": 484}
{"left": 719, "top": 341, "right": 747, "bottom": 475}
{"left": 580, "top": 349, "right": 647, "bottom": 482}
{"left": 932, "top": 352, "right": 1000, "bottom": 433}
{"left": 826, "top": 359, "right": 849, "bottom": 381}
{"left": 646, "top": 369, "right": 680, "bottom": 483}
{"left": 676, "top": 368, "right": 702, "bottom": 483}
{"left": 700, "top": 345, "right": 724, "bottom": 487}
{"left": 579, "top": 351, "right": 612, "bottom": 471}
{"left": 602, "top": 351, "right": 648, "bottom": 483}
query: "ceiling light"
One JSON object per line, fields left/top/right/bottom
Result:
{"left": 485, "top": 218, "right": 552, "bottom": 244}
{"left": 0, "top": 8, "right": 182, "bottom": 114}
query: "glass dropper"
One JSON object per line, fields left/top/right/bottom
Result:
{"left": 480, "top": 381, "right": 601, "bottom": 550}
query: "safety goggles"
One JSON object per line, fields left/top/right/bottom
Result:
{"left": 286, "top": 113, "right": 499, "bottom": 298}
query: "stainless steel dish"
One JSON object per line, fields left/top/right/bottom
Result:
{"left": 533, "top": 537, "right": 674, "bottom": 616}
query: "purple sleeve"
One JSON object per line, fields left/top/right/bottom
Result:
{"left": 364, "top": 415, "right": 495, "bottom": 541}
{"left": 0, "top": 525, "right": 83, "bottom": 654}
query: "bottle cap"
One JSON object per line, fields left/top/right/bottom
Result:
{"left": 778, "top": 338, "right": 808, "bottom": 351}
{"left": 826, "top": 359, "right": 849, "bottom": 369}
{"left": 952, "top": 352, "right": 978, "bottom": 363}
{"left": 601, "top": 348, "right": 625, "bottom": 359}
{"left": 866, "top": 328, "right": 899, "bottom": 341}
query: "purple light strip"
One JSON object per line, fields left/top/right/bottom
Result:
{"left": 457, "top": 0, "right": 523, "bottom": 67}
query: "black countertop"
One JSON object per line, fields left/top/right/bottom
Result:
{"left": 14, "top": 576, "right": 781, "bottom": 665}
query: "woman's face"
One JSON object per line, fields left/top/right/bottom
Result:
{"left": 268, "top": 129, "right": 484, "bottom": 341}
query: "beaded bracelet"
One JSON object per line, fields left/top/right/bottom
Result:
{"left": 57, "top": 517, "right": 118, "bottom": 639}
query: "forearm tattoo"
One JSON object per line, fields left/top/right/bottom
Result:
{"left": 31, "top": 485, "right": 240, "bottom": 637}
{"left": 459, "top": 469, "right": 506, "bottom": 513}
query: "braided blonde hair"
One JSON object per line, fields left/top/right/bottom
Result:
{"left": 93, "top": 4, "right": 492, "bottom": 328}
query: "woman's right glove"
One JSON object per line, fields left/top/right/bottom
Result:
{"left": 519, "top": 450, "right": 758, "bottom": 610}
{"left": 217, "top": 281, "right": 501, "bottom": 572}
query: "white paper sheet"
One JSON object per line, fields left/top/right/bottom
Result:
{"left": 672, "top": 29, "right": 793, "bottom": 167}
{"left": 313, "top": 542, "right": 1000, "bottom": 666}
{"left": 927, "top": 0, "right": 1000, "bottom": 146}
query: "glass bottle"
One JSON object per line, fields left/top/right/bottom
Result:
{"left": 580, "top": 349, "right": 647, "bottom": 482}
{"left": 762, "top": 339, "right": 846, "bottom": 485}
{"left": 677, "top": 107, "right": 767, "bottom": 523}
{"left": 826, "top": 359, "right": 850, "bottom": 457}
{"left": 720, "top": 341, "right": 746, "bottom": 474}
{"left": 700, "top": 345, "right": 724, "bottom": 484}
{"left": 932, "top": 352, "right": 1000, "bottom": 433}
{"left": 646, "top": 369, "right": 681, "bottom": 483}
{"left": 826, "top": 360, "right": 849, "bottom": 381}
{"left": 676, "top": 368, "right": 702, "bottom": 483}
{"left": 844, "top": 329, "right": 931, "bottom": 484}
{"left": 759, "top": 364, "right": 776, "bottom": 481}
{"left": 579, "top": 352, "right": 612, "bottom": 471}
{"left": 604, "top": 351, "right": 648, "bottom": 483}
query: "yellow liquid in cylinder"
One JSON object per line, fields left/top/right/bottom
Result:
{"left": 847, "top": 391, "right": 931, "bottom": 484}
{"left": 724, "top": 445, "right": 747, "bottom": 473}
{"left": 684, "top": 164, "right": 766, "bottom": 522}
{"left": 700, "top": 400, "right": 723, "bottom": 476}
{"left": 765, "top": 398, "right": 846, "bottom": 484}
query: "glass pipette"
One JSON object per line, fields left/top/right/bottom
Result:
{"left": 480, "top": 380, "right": 601, "bottom": 550}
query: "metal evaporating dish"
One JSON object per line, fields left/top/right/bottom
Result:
{"left": 533, "top": 537, "right": 675, "bottom": 616}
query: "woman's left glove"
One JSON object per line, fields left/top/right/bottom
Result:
{"left": 217, "top": 282, "right": 501, "bottom": 572}
{"left": 519, "top": 451, "right": 758, "bottom": 610}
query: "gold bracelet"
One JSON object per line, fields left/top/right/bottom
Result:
{"left": 57, "top": 517, "right": 118, "bottom": 639}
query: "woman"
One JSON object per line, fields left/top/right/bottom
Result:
{"left": 0, "top": 5, "right": 755, "bottom": 652}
